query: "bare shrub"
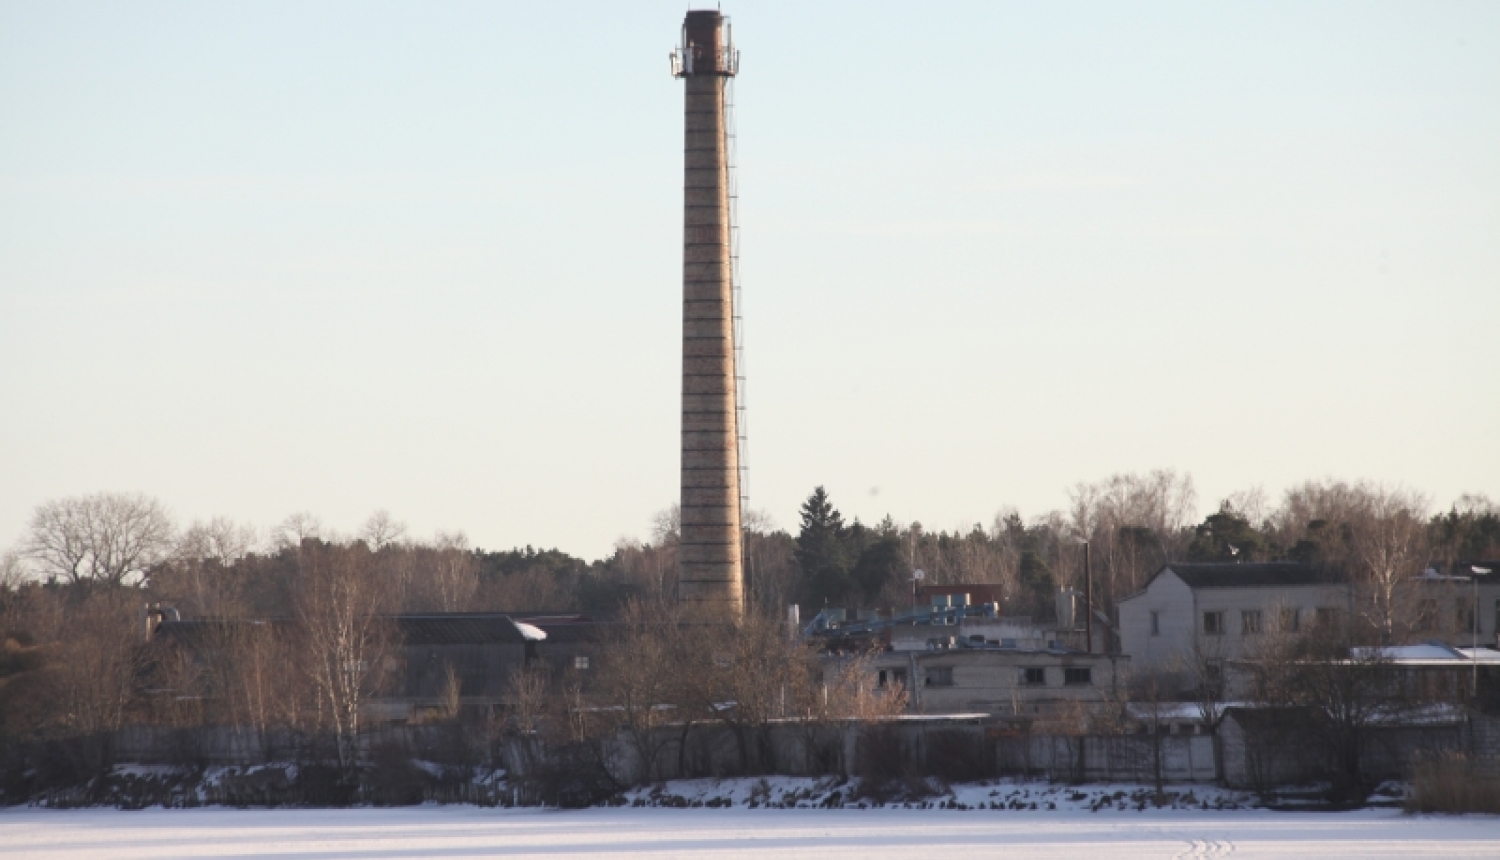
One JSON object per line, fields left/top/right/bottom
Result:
{"left": 592, "top": 600, "right": 689, "bottom": 782}
{"left": 364, "top": 740, "right": 427, "bottom": 806}
{"left": 926, "top": 729, "right": 990, "bottom": 783}
{"left": 1406, "top": 753, "right": 1500, "bottom": 814}
{"left": 853, "top": 724, "right": 937, "bottom": 801}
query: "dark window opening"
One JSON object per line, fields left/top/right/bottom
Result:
{"left": 878, "top": 669, "right": 907, "bottom": 688}
{"left": 1418, "top": 600, "right": 1438, "bottom": 632}
{"left": 1203, "top": 611, "right": 1225, "bottom": 635}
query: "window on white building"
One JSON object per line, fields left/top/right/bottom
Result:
{"left": 1203, "top": 611, "right": 1225, "bottom": 636}
{"left": 1280, "top": 607, "right": 1300, "bottom": 632}
{"left": 1241, "top": 610, "right": 1263, "bottom": 635}
{"left": 926, "top": 666, "right": 954, "bottom": 687}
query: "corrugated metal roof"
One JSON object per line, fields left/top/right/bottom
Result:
{"left": 155, "top": 614, "right": 553, "bottom": 647}
{"left": 530, "top": 621, "right": 606, "bottom": 644}
{"left": 394, "top": 615, "right": 530, "bottom": 645}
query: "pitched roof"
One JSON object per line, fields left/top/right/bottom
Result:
{"left": 1162, "top": 562, "right": 1335, "bottom": 589}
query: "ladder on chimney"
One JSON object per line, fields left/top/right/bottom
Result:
{"left": 725, "top": 78, "right": 749, "bottom": 520}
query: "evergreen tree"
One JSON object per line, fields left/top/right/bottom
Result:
{"left": 795, "top": 487, "right": 853, "bottom": 608}
{"left": 850, "top": 532, "right": 903, "bottom": 605}
{"left": 1186, "top": 502, "right": 1272, "bottom": 562}
{"left": 1018, "top": 550, "right": 1054, "bottom": 605}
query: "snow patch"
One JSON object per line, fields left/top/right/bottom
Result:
{"left": 514, "top": 622, "right": 547, "bottom": 640}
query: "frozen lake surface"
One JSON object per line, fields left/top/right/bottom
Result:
{"left": 3, "top": 806, "right": 1500, "bottom": 859}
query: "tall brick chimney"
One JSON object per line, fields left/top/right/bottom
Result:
{"left": 672, "top": 11, "right": 742, "bottom": 617}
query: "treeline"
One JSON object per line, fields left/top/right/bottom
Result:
{"left": 776, "top": 474, "right": 1498, "bottom": 629}
{"left": 0, "top": 472, "right": 1497, "bottom": 806}
{"left": 2, "top": 472, "right": 1497, "bottom": 626}
{"left": 0, "top": 543, "right": 898, "bottom": 805}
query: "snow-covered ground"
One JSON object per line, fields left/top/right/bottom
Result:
{"left": 3, "top": 804, "right": 1499, "bottom": 859}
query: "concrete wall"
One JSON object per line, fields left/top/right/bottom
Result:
{"left": 593, "top": 721, "right": 1217, "bottom": 786}
{"left": 1218, "top": 708, "right": 1467, "bottom": 790}
{"left": 1218, "top": 709, "right": 1326, "bottom": 789}
{"left": 108, "top": 723, "right": 489, "bottom": 768}
{"left": 1006, "top": 734, "right": 1218, "bottom": 783}
{"left": 96, "top": 711, "right": 1494, "bottom": 790}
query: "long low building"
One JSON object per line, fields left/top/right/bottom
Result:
{"left": 150, "top": 612, "right": 604, "bottom": 724}
{"left": 868, "top": 643, "right": 1127, "bottom": 719}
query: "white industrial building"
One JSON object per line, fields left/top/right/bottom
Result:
{"left": 1116, "top": 563, "right": 1351, "bottom": 672}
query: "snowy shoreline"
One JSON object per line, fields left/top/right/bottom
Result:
{"left": 11, "top": 765, "right": 1412, "bottom": 814}
{"left": 3, "top": 803, "right": 1500, "bottom": 860}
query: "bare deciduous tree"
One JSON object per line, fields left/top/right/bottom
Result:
{"left": 24, "top": 493, "right": 174, "bottom": 586}
{"left": 238, "top": 620, "right": 298, "bottom": 751}
{"left": 651, "top": 505, "right": 681, "bottom": 547}
{"left": 45, "top": 590, "right": 150, "bottom": 780}
{"left": 0, "top": 550, "right": 25, "bottom": 589}
{"left": 609, "top": 538, "right": 672, "bottom": 607}
{"left": 294, "top": 543, "right": 396, "bottom": 772}
{"left": 743, "top": 510, "right": 797, "bottom": 615}
{"left": 177, "top": 517, "right": 257, "bottom": 567}
{"left": 1244, "top": 619, "right": 1414, "bottom": 802}
{"left": 429, "top": 531, "right": 478, "bottom": 612}
{"left": 1065, "top": 470, "right": 1197, "bottom": 611}
{"left": 816, "top": 648, "right": 908, "bottom": 721}
{"left": 172, "top": 517, "right": 258, "bottom": 617}
{"left": 506, "top": 664, "right": 552, "bottom": 737}
{"left": 1348, "top": 487, "right": 1430, "bottom": 643}
{"left": 592, "top": 600, "right": 689, "bottom": 781}
{"left": 360, "top": 510, "right": 408, "bottom": 551}
{"left": 273, "top": 511, "right": 325, "bottom": 551}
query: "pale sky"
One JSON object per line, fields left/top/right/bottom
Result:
{"left": 2, "top": 1, "right": 1497, "bottom": 559}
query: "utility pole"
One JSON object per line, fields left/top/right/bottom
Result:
{"left": 1474, "top": 565, "right": 1492, "bottom": 697}
{"left": 1084, "top": 541, "right": 1093, "bottom": 654}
